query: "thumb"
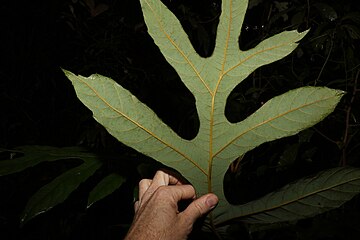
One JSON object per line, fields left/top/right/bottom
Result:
{"left": 181, "top": 193, "right": 218, "bottom": 223}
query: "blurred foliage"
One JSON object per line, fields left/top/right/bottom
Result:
{"left": 0, "top": 0, "right": 359, "bottom": 239}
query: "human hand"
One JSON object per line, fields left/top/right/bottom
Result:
{"left": 124, "top": 170, "right": 218, "bottom": 240}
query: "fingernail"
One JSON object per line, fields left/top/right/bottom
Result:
{"left": 206, "top": 195, "right": 218, "bottom": 209}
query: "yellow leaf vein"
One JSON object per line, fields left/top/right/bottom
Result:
{"left": 144, "top": 0, "right": 212, "bottom": 96}
{"left": 213, "top": 95, "right": 336, "bottom": 158}
{"left": 77, "top": 76, "right": 207, "bottom": 175}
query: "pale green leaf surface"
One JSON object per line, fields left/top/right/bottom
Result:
{"left": 64, "top": 71, "right": 208, "bottom": 186}
{"left": 21, "top": 158, "right": 102, "bottom": 223}
{"left": 64, "top": 0, "right": 349, "bottom": 228}
{"left": 87, "top": 173, "right": 125, "bottom": 208}
{"left": 210, "top": 87, "right": 344, "bottom": 223}
{"left": 0, "top": 146, "right": 97, "bottom": 176}
{"left": 215, "top": 167, "right": 360, "bottom": 225}
{"left": 214, "top": 87, "right": 344, "bottom": 162}
{"left": 140, "top": 0, "right": 210, "bottom": 94}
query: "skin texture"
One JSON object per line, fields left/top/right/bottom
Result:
{"left": 124, "top": 170, "right": 219, "bottom": 240}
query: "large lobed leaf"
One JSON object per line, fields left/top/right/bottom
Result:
{"left": 64, "top": 0, "right": 349, "bottom": 228}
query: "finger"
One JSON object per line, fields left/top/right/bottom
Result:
{"left": 134, "top": 200, "right": 140, "bottom": 213}
{"left": 141, "top": 171, "right": 166, "bottom": 201}
{"left": 180, "top": 193, "right": 218, "bottom": 223}
{"left": 169, "top": 184, "right": 196, "bottom": 202}
{"left": 138, "top": 179, "right": 152, "bottom": 200}
{"left": 140, "top": 170, "right": 184, "bottom": 204}
{"left": 168, "top": 174, "right": 182, "bottom": 185}
{"left": 152, "top": 170, "right": 181, "bottom": 187}
{"left": 145, "top": 170, "right": 180, "bottom": 196}
{"left": 160, "top": 169, "right": 186, "bottom": 185}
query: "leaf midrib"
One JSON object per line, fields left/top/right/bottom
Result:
{"left": 143, "top": 0, "right": 313, "bottom": 195}
{"left": 207, "top": 0, "right": 234, "bottom": 193}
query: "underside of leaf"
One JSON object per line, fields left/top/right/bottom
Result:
{"left": 64, "top": 0, "right": 348, "bottom": 229}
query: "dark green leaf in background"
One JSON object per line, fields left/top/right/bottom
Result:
{"left": 230, "top": 167, "right": 360, "bottom": 224}
{"left": 87, "top": 173, "right": 125, "bottom": 208}
{"left": 20, "top": 156, "right": 102, "bottom": 223}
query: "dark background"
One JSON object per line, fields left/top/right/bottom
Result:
{"left": 0, "top": 0, "right": 360, "bottom": 239}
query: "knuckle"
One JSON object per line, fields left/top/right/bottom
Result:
{"left": 153, "top": 185, "right": 170, "bottom": 198}
{"left": 193, "top": 201, "right": 205, "bottom": 215}
{"left": 139, "top": 179, "right": 149, "bottom": 185}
